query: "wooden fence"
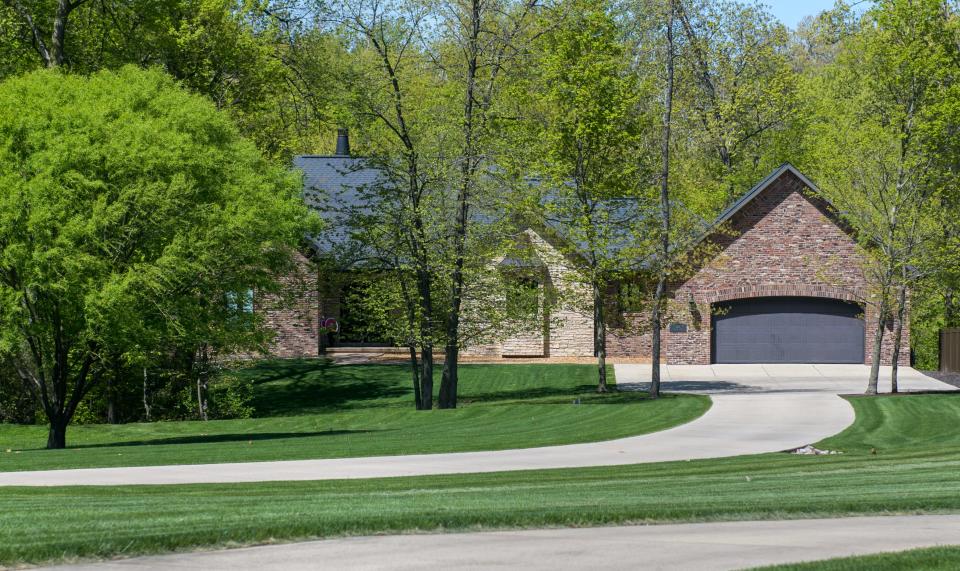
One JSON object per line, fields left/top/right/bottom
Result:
{"left": 941, "top": 328, "right": 960, "bottom": 373}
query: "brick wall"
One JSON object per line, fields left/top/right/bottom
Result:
{"left": 608, "top": 170, "right": 910, "bottom": 366}
{"left": 259, "top": 251, "right": 321, "bottom": 358}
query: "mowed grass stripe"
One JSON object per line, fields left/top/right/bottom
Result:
{"left": 751, "top": 545, "right": 960, "bottom": 570}
{"left": 0, "top": 363, "right": 709, "bottom": 472}
{"left": 3, "top": 394, "right": 960, "bottom": 566}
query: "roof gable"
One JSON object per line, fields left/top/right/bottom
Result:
{"left": 673, "top": 163, "right": 870, "bottom": 296}
{"left": 694, "top": 162, "right": 851, "bottom": 246}
{"left": 712, "top": 163, "right": 825, "bottom": 229}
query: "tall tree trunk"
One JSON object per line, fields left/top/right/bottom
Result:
{"left": 408, "top": 344, "right": 422, "bottom": 409}
{"left": 651, "top": 0, "right": 675, "bottom": 400}
{"left": 891, "top": 280, "right": 908, "bottom": 394}
{"left": 49, "top": 0, "right": 71, "bottom": 67}
{"left": 418, "top": 268, "right": 435, "bottom": 410}
{"left": 400, "top": 277, "right": 423, "bottom": 409}
{"left": 196, "top": 377, "right": 208, "bottom": 421}
{"left": 440, "top": 0, "right": 481, "bottom": 411}
{"left": 420, "top": 341, "right": 434, "bottom": 410}
{"left": 195, "top": 345, "right": 210, "bottom": 421}
{"left": 367, "top": 18, "right": 433, "bottom": 410}
{"left": 106, "top": 375, "right": 117, "bottom": 424}
{"left": 46, "top": 414, "right": 67, "bottom": 449}
{"left": 407, "top": 189, "right": 434, "bottom": 410}
{"left": 106, "top": 357, "right": 120, "bottom": 424}
{"left": 594, "top": 281, "right": 608, "bottom": 393}
{"left": 439, "top": 339, "right": 459, "bottom": 409}
{"left": 651, "top": 281, "right": 665, "bottom": 398}
{"left": 867, "top": 298, "right": 888, "bottom": 395}
{"left": 143, "top": 367, "right": 152, "bottom": 422}
{"left": 18, "top": 327, "right": 99, "bottom": 449}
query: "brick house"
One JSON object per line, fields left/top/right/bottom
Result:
{"left": 607, "top": 163, "right": 908, "bottom": 365}
{"left": 270, "top": 137, "right": 908, "bottom": 365}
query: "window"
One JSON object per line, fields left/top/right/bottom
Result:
{"left": 226, "top": 289, "right": 254, "bottom": 314}
{"left": 616, "top": 281, "right": 646, "bottom": 314}
{"left": 504, "top": 274, "right": 541, "bottom": 317}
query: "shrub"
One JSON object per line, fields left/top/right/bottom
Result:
{"left": 206, "top": 373, "right": 254, "bottom": 419}
{"left": 0, "top": 357, "right": 35, "bottom": 424}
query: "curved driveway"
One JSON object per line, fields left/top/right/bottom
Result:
{"left": 49, "top": 515, "right": 960, "bottom": 571}
{"left": 0, "top": 365, "right": 951, "bottom": 487}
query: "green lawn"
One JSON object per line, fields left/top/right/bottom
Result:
{"left": 2, "top": 394, "right": 960, "bottom": 567}
{"left": 752, "top": 545, "right": 960, "bottom": 570}
{"left": 0, "top": 361, "right": 709, "bottom": 471}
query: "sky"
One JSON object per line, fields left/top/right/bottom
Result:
{"left": 764, "top": 0, "right": 850, "bottom": 29}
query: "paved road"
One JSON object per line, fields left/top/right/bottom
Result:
{"left": 48, "top": 515, "right": 960, "bottom": 570}
{"left": 1, "top": 365, "right": 950, "bottom": 487}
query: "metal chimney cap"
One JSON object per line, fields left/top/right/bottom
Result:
{"left": 335, "top": 129, "right": 350, "bottom": 156}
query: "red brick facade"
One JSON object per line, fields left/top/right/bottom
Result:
{"left": 259, "top": 251, "right": 321, "bottom": 358}
{"left": 608, "top": 167, "right": 910, "bottom": 366}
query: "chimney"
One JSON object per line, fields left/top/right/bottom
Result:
{"left": 335, "top": 128, "right": 350, "bottom": 156}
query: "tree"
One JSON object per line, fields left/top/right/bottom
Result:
{"left": 1, "top": 0, "right": 303, "bottom": 157}
{"left": 0, "top": 0, "right": 87, "bottom": 67}
{"left": 803, "top": 0, "right": 959, "bottom": 394}
{"left": 336, "top": 0, "right": 445, "bottom": 409}
{"left": 0, "top": 66, "right": 316, "bottom": 448}
{"left": 438, "top": 0, "right": 542, "bottom": 409}
{"left": 521, "top": 0, "right": 650, "bottom": 392}
{"left": 788, "top": 1, "right": 860, "bottom": 71}
{"left": 649, "top": 0, "right": 675, "bottom": 399}
{"left": 674, "top": 0, "right": 798, "bottom": 208}
{"left": 332, "top": 0, "right": 541, "bottom": 409}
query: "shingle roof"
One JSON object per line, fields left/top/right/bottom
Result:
{"left": 294, "top": 155, "right": 715, "bottom": 267}
{"left": 298, "top": 155, "right": 813, "bottom": 268}
{"left": 294, "top": 155, "right": 387, "bottom": 254}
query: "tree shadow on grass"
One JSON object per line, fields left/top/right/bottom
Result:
{"left": 618, "top": 381, "right": 778, "bottom": 393}
{"left": 241, "top": 360, "right": 627, "bottom": 414}
{"left": 242, "top": 361, "right": 412, "bottom": 417}
{"left": 61, "top": 429, "right": 386, "bottom": 450}
{"left": 457, "top": 384, "right": 616, "bottom": 404}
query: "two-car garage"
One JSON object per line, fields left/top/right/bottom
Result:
{"left": 711, "top": 297, "right": 865, "bottom": 364}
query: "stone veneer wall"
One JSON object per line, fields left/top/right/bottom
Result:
{"left": 463, "top": 229, "right": 594, "bottom": 357}
{"left": 608, "top": 170, "right": 909, "bottom": 366}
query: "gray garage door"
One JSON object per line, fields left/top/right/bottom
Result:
{"left": 712, "top": 297, "right": 864, "bottom": 364}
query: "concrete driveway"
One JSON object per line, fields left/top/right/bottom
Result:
{"left": 46, "top": 515, "right": 960, "bottom": 571}
{"left": 0, "top": 365, "right": 952, "bottom": 487}
{"left": 614, "top": 364, "right": 951, "bottom": 394}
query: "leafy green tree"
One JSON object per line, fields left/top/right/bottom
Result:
{"left": 1, "top": 0, "right": 308, "bottom": 157}
{"left": 435, "top": 0, "right": 543, "bottom": 409}
{"left": 674, "top": 0, "right": 798, "bottom": 208}
{"left": 333, "top": 0, "right": 448, "bottom": 408}
{"left": 802, "top": 0, "right": 959, "bottom": 393}
{"left": 0, "top": 66, "right": 316, "bottom": 448}
{"left": 649, "top": 0, "right": 676, "bottom": 398}
{"left": 788, "top": 1, "right": 860, "bottom": 71}
{"left": 521, "top": 0, "right": 651, "bottom": 392}
{"left": 331, "top": 0, "right": 542, "bottom": 409}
